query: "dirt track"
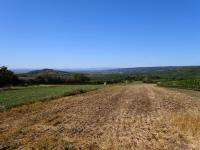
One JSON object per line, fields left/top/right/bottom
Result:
{"left": 1, "top": 84, "right": 200, "bottom": 150}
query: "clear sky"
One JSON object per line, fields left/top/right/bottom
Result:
{"left": 0, "top": 0, "right": 200, "bottom": 69}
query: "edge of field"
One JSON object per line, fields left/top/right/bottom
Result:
{"left": 160, "top": 86, "right": 200, "bottom": 98}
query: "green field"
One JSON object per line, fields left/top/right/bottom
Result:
{"left": 158, "top": 79, "right": 200, "bottom": 91}
{"left": 0, "top": 84, "right": 103, "bottom": 110}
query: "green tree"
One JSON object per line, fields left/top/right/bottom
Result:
{"left": 73, "top": 74, "right": 90, "bottom": 83}
{"left": 0, "top": 66, "right": 19, "bottom": 87}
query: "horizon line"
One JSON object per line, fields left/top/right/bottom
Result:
{"left": 10, "top": 65, "right": 200, "bottom": 70}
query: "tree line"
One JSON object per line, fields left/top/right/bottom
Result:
{"left": 0, "top": 67, "right": 90, "bottom": 87}
{"left": 0, "top": 66, "right": 20, "bottom": 87}
{"left": 1, "top": 66, "right": 200, "bottom": 88}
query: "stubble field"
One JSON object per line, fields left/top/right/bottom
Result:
{"left": 1, "top": 84, "right": 200, "bottom": 149}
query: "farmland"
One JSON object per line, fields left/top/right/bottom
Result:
{"left": 1, "top": 67, "right": 200, "bottom": 149}
{"left": 1, "top": 84, "right": 200, "bottom": 149}
{"left": 0, "top": 84, "right": 103, "bottom": 110}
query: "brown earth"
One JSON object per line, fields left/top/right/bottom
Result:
{"left": 1, "top": 84, "right": 200, "bottom": 150}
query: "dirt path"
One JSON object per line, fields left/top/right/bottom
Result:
{"left": 1, "top": 84, "right": 200, "bottom": 149}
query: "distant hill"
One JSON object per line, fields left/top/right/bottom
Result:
{"left": 16, "top": 66, "right": 200, "bottom": 83}
{"left": 87, "top": 66, "right": 200, "bottom": 83}
{"left": 26, "top": 69, "right": 71, "bottom": 76}
{"left": 89, "top": 66, "right": 200, "bottom": 74}
{"left": 12, "top": 69, "right": 33, "bottom": 74}
{"left": 17, "top": 66, "right": 200, "bottom": 78}
{"left": 17, "top": 66, "right": 200, "bottom": 75}
{"left": 17, "top": 69, "right": 74, "bottom": 80}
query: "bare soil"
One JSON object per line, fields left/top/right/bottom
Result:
{"left": 1, "top": 84, "right": 200, "bottom": 150}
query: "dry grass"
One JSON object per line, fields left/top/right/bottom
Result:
{"left": 170, "top": 111, "right": 200, "bottom": 138}
{"left": 34, "top": 137, "right": 76, "bottom": 150}
{"left": 1, "top": 84, "right": 200, "bottom": 149}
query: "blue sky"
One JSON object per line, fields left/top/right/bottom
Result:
{"left": 0, "top": 0, "right": 200, "bottom": 69}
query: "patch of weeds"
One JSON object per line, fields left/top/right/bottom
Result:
{"left": 87, "top": 143, "right": 100, "bottom": 150}
{"left": 35, "top": 137, "right": 77, "bottom": 150}
{"left": 61, "top": 140, "right": 76, "bottom": 150}
{"left": 35, "top": 137, "right": 57, "bottom": 150}
{"left": 170, "top": 111, "right": 200, "bottom": 137}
